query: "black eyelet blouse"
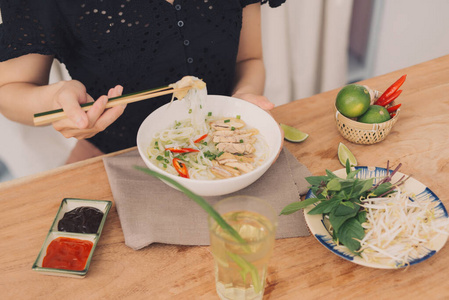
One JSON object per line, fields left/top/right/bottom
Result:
{"left": 0, "top": 0, "right": 285, "bottom": 153}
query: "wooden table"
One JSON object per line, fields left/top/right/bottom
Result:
{"left": 1, "top": 55, "right": 449, "bottom": 299}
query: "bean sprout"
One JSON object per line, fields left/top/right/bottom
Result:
{"left": 359, "top": 188, "right": 449, "bottom": 267}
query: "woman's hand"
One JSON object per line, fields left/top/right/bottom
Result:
{"left": 52, "top": 80, "right": 126, "bottom": 139}
{"left": 233, "top": 92, "right": 283, "bottom": 162}
{"left": 232, "top": 92, "right": 275, "bottom": 111}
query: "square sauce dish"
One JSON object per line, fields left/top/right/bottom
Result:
{"left": 32, "top": 198, "right": 112, "bottom": 278}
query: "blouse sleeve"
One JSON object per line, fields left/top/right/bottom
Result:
{"left": 0, "top": 0, "right": 70, "bottom": 62}
{"left": 240, "top": 0, "right": 286, "bottom": 8}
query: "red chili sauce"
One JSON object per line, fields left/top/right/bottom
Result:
{"left": 42, "top": 237, "right": 93, "bottom": 271}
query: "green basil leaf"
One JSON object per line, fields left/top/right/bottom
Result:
{"left": 372, "top": 182, "right": 393, "bottom": 196}
{"left": 338, "top": 179, "right": 358, "bottom": 190}
{"left": 329, "top": 214, "right": 351, "bottom": 233}
{"left": 328, "top": 192, "right": 344, "bottom": 202}
{"left": 347, "top": 178, "right": 372, "bottom": 197}
{"left": 305, "top": 175, "right": 329, "bottom": 186}
{"left": 325, "top": 169, "right": 338, "bottom": 179}
{"left": 308, "top": 199, "right": 340, "bottom": 215}
{"left": 280, "top": 197, "right": 320, "bottom": 215}
{"left": 345, "top": 159, "right": 351, "bottom": 174}
{"left": 316, "top": 193, "right": 328, "bottom": 200}
{"left": 340, "top": 201, "right": 354, "bottom": 209}
{"left": 356, "top": 210, "right": 367, "bottom": 224}
{"left": 359, "top": 179, "right": 374, "bottom": 195}
{"left": 329, "top": 204, "right": 359, "bottom": 232}
{"left": 346, "top": 169, "right": 360, "bottom": 179}
{"left": 333, "top": 202, "right": 359, "bottom": 216}
{"left": 327, "top": 178, "right": 341, "bottom": 191}
{"left": 335, "top": 218, "right": 365, "bottom": 254}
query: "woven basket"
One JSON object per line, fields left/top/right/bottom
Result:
{"left": 335, "top": 107, "right": 400, "bottom": 145}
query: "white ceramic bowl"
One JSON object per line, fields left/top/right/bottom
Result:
{"left": 137, "top": 95, "right": 283, "bottom": 196}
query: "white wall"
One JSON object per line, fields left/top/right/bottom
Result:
{"left": 373, "top": 0, "right": 449, "bottom": 76}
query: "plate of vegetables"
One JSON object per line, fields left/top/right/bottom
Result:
{"left": 281, "top": 162, "right": 449, "bottom": 269}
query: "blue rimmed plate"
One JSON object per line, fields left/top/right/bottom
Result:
{"left": 303, "top": 166, "right": 449, "bottom": 269}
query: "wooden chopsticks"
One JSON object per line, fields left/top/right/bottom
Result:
{"left": 33, "top": 85, "right": 191, "bottom": 126}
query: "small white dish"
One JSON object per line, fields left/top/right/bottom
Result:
{"left": 32, "top": 198, "right": 111, "bottom": 277}
{"left": 32, "top": 232, "right": 97, "bottom": 278}
{"left": 49, "top": 198, "right": 111, "bottom": 233}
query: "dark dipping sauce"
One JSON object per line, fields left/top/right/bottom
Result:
{"left": 58, "top": 206, "right": 104, "bottom": 234}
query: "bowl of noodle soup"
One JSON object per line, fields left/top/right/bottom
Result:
{"left": 137, "top": 94, "right": 282, "bottom": 196}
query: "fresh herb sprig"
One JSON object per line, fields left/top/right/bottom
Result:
{"left": 280, "top": 160, "right": 407, "bottom": 254}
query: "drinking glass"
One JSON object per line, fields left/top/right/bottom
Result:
{"left": 208, "top": 195, "right": 278, "bottom": 300}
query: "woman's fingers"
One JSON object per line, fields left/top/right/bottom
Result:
{"left": 115, "top": 85, "right": 124, "bottom": 96}
{"left": 232, "top": 93, "right": 275, "bottom": 110}
{"left": 55, "top": 102, "right": 125, "bottom": 140}
{"left": 108, "top": 87, "right": 115, "bottom": 98}
{"left": 53, "top": 80, "right": 91, "bottom": 129}
{"left": 54, "top": 84, "right": 126, "bottom": 139}
{"left": 108, "top": 85, "right": 124, "bottom": 98}
{"left": 86, "top": 86, "right": 126, "bottom": 132}
{"left": 86, "top": 95, "right": 109, "bottom": 127}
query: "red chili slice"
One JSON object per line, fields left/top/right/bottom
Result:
{"left": 193, "top": 134, "right": 208, "bottom": 143}
{"left": 173, "top": 158, "right": 189, "bottom": 178}
{"left": 166, "top": 147, "right": 200, "bottom": 153}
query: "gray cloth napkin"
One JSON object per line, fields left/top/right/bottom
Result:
{"left": 103, "top": 147, "right": 312, "bottom": 250}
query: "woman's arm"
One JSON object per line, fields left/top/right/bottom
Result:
{"left": 233, "top": 4, "right": 284, "bottom": 156}
{"left": 232, "top": 3, "right": 274, "bottom": 110}
{"left": 0, "top": 54, "right": 58, "bottom": 124}
{"left": 0, "top": 54, "right": 125, "bottom": 139}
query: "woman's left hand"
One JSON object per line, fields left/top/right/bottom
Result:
{"left": 233, "top": 92, "right": 283, "bottom": 162}
{"left": 232, "top": 92, "right": 275, "bottom": 111}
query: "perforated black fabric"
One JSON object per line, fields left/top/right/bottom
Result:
{"left": 0, "top": 0, "right": 285, "bottom": 153}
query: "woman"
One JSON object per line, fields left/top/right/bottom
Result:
{"left": 0, "top": 0, "right": 285, "bottom": 163}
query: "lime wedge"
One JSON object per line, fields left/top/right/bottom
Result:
{"left": 280, "top": 123, "right": 309, "bottom": 142}
{"left": 338, "top": 142, "right": 357, "bottom": 167}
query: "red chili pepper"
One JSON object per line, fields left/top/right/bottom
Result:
{"left": 379, "top": 89, "right": 402, "bottom": 107}
{"left": 173, "top": 158, "right": 189, "bottom": 178}
{"left": 375, "top": 74, "right": 407, "bottom": 106}
{"left": 387, "top": 103, "right": 402, "bottom": 113}
{"left": 193, "top": 134, "right": 208, "bottom": 143}
{"left": 166, "top": 147, "right": 199, "bottom": 153}
{"left": 390, "top": 113, "right": 396, "bottom": 118}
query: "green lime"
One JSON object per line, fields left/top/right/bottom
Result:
{"left": 357, "top": 105, "right": 391, "bottom": 124}
{"left": 338, "top": 142, "right": 357, "bottom": 167}
{"left": 280, "top": 123, "right": 309, "bottom": 142}
{"left": 335, "top": 84, "right": 371, "bottom": 118}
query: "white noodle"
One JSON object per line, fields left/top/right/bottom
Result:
{"left": 147, "top": 76, "right": 269, "bottom": 180}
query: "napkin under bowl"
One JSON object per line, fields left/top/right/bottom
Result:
{"left": 103, "top": 147, "right": 311, "bottom": 250}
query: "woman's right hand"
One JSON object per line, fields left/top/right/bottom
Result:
{"left": 51, "top": 80, "right": 126, "bottom": 140}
